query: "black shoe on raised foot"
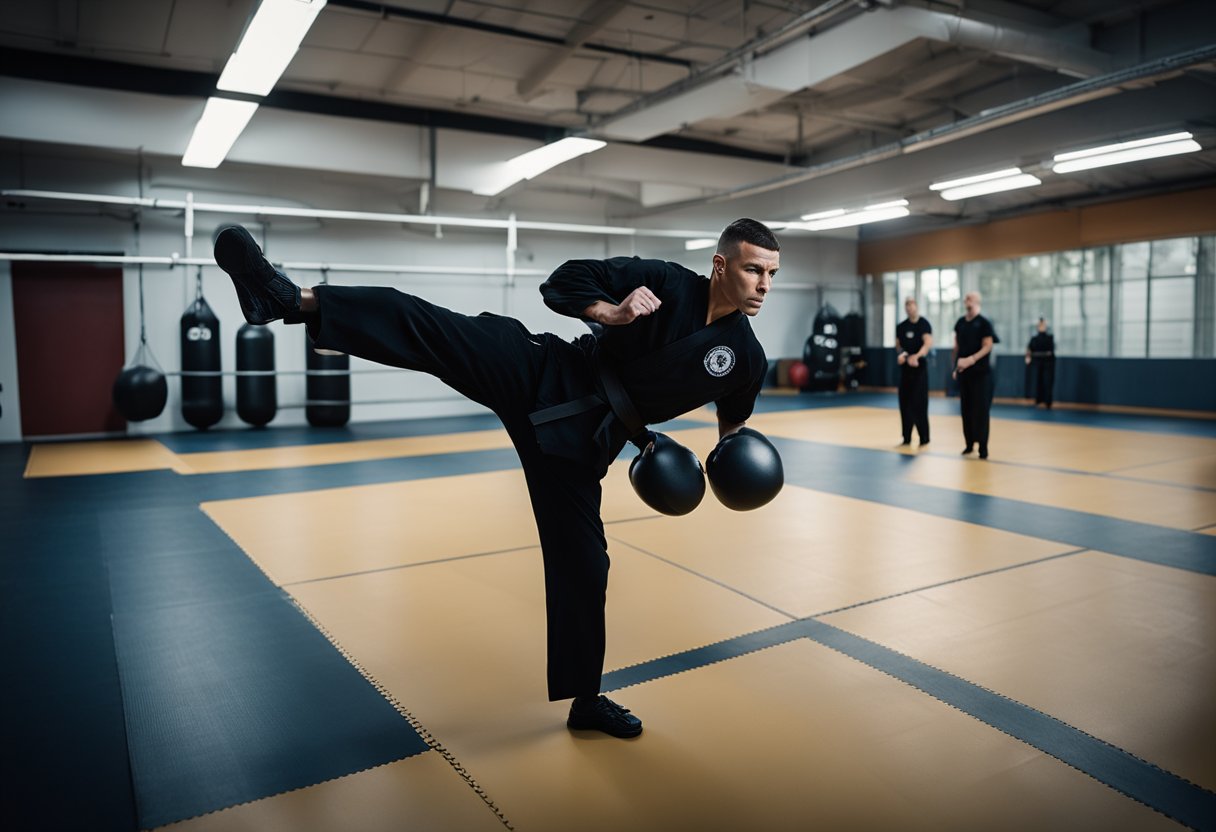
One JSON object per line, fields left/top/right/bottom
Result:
{"left": 213, "top": 225, "right": 303, "bottom": 325}
{"left": 567, "top": 695, "right": 643, "bottom": 738}
{"left": 961, "top": 446, "right": 974, "bottom": 455}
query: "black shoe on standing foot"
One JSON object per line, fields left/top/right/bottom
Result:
{"left": 979, "top": 448, "right": 989, "bottom": 459}
{"left": 567, "top": 695, "right": 643, "bottom": 738}
{"left": 213, "top": 225, "right": 303, "bottom": 325}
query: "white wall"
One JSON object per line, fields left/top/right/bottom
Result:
{"left": 0, "top": 141, "right": 859, "bottom": 440}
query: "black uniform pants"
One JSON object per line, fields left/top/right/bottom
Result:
{"left": 1032, "top": 358, "right": 1054, "bottom": 407}
{"left": 307, "top": 285, "right": 609, "bottom": 701}
{"left": 958, "top": 369, "right": 993, "bottom": 452}
{"left": 897, "top": 366, "right": 929, "bottom": 443}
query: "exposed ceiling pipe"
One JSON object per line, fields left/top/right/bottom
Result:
{"left": 621, "top": 42, "right": 1216, "bottom": 214}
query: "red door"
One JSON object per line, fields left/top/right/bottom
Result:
{"left": 12, "top": 263, "right": 126, "bottom": 438}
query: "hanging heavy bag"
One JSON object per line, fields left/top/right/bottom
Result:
{"left": 803, "top": 303, "right": 842, "bottom": 392}
{"left": 306, "top": 332, "right": 350, "bottom": 427}
{"left": 180, "top": 284, "right": 223, "bottom": 429}
{"left": 112, "top": 266, "right": 168, "bottom": 423}
{"left": 236, "top": 323, "right": 276, "bottom": 427}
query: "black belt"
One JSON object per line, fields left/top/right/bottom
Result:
{"left": 1029, "top": 351, "right": 1054, "bottom": 358}
{"left": 528, "top": 311, "right": 740, "bottom": 443}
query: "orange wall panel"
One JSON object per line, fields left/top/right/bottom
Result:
{"left": 858, "top": 186, "right": 1216, "bottom": 275}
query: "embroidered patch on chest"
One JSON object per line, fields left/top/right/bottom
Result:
{"left": 704, "top": 346, "right": 736, "bottom": 377}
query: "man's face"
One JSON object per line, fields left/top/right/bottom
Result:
{"left": 1037, "top": 320, "right": 1047, "bottom": 333}
{"left": 905, "top": 299, "right": 918, "bottom": 319}
{"left": 713, "top": 242, "right": 780, "bottom": 316}
{"left": 964, "top": 293, "right": 980, "bottom": 317}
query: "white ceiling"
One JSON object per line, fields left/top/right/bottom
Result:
{"left": 0, "top": 0, "right": 1214, "bottom": 236}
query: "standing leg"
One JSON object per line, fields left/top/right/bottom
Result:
{"left": 508, "top": 431, "right": 642, "bottom": 738}
{"left": 915, "top": 368, "right": 930, "bottom": 445}
{"left": 1043, "top": 359, "right": 1055, "bottom": 409}
{"left": 959, "top": 374, "right": 974, "bottom": 453}
{"left": 897, "top": 370, "right": 913, "bottom": 444}
{"left": 976, "top": 373, "right": 993, "bottom": 457}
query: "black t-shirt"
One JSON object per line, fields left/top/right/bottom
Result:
{"left": 896, "top": 317, "right": 932, "bottom": 361}
{"left": 1028, "top": 332, "right": 1054, "bottom": 357}
{"left": 954, "top": 314, "right": 997, "bottom": 374}
{"left": 540, "top": 256, "right": 767, "bottom": 426}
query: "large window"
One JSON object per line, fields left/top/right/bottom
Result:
{"left": 878, "top": 235, "right": 1215, "bottom": 359}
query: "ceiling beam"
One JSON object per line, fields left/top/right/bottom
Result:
{"left": 517, "top": 0, "right": 629, "bottom": 100}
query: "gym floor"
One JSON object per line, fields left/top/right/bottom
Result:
{"left": 4, "top": 392, "right": 1215, "bottom": 832}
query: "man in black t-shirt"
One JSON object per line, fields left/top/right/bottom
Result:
{"left": 953, "top": 291, "right": 997, "bottom": 459}
{"left": 1025, "top": 317, "right": 1055, "bottom": 409}
{"left": 894, "top": 297, "right": 933, "bottom": 446}
{"left": 213, "top": 218, "right": 780, "bottom": 740}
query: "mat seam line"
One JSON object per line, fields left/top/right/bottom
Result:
{"left": 197, "top": 507, "right": 514, "bottom": 829}
{"left": 600, "top": 547, "right": 1088, "bottom": 685}
{"left": 290, "top": 596, "right": 516, "bottom": 832}
{"left": 281, "top": 544, "right": 538, "bottom": 586}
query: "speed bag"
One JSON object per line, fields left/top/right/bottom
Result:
{"left": 180, "top": 296, "right": 223, "bottom": 429}
{"left": 236, "top": 323, "right": 277, "bottom": 427}
{"left": 306, "top": 333, "right": 351, "bottom": 428}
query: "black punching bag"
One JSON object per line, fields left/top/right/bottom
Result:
{"left": 236, "top": 324, "right": 276, "bottom": 427}
{"left": 803, "top": 303, "right": 842, "bottom": 393}
{"left": 306, "top": 334, "right": 350, "bottom": 427}
{"left": 114, "top": 273, "right": 168, "bottom": 423}
{"left": 181, "top": 295, "right": 223, "bottom": 429}
{"left": 113, "top": 365, "right": 168, "bottom": 422}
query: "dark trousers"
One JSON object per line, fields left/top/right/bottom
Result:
{"left": 958, "top": 370, "right": 993, "bottom": 452}
{"left": 1032, "top": 358, "right": 1054, "bottom": 407}
{"left": 308, "top": 285, "right": 608, "bottom": 701}
{"left": 897, "top": 366, "right": 929, "bottom": 443}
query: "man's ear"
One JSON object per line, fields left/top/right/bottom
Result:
{"left": 712, "top": 253, "right": 725, "bottom": 274}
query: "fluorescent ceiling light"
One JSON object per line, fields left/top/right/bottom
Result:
{"left": 1052, "top": 131, "right": 1200, "bottom": 173}
{"left": 473, "top": 137, "right": 608, "bottom": 196}
{"left": 801, "top": 205, "right": 910, "bottom": 230}
{"left": 800, "top": 208, "right": 846, "bottom": 221}
{"left": 789, "top": 198, "right": 910, "bottom": 230}
{"left": 935, "top": 171, "right": 1042, "bottom": 201}
{"left": 864, "top": 199, "right": 909, "bottom": 210}
{"left": 930, "top": 168, "right": 1024, "bottom": 191}
{"left": 218, "top": 0, "right": 328, "bottom": 96}
{"left": 182, "top": 98, "right": 259, "bottom": 168}
{"left": 685, "top": 238, "right": 716, "bottom": 251}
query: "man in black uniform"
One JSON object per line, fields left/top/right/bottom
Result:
{"left": 952, "top": 291, "right": 997, "bottom": 459}
{"left": 894, "top": 296, "right": 933, "bottom": 447}
{"left": 1025, "top": 317, "right": 1055, "bottom": 409}
{"left": 213, "top": 218, "right": 779, "bottom": 739}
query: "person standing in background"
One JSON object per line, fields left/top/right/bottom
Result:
{"left": 895, "top": 297, "right": 932, "bottom": 447}
{"left": 953, "top": 291, "right": 997, "bottom": 460}
{"left": 1025, "top": 317, "right": 1055, "bottom": 409}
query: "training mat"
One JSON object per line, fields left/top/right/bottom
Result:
{"left": 112, "top": 588, "right": 428, "bottom": 828}
{"left": 823, "top": 551, "right": 1216, "bottom": 793}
